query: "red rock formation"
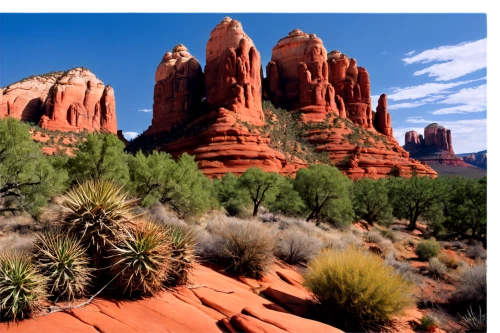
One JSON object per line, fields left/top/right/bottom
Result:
{"left": 146, "top": 45, "right": 204, "bottom": 134}
{"left": 130, "top": 18, "right": 435, "bottom": 180}
{"left": 265, "top": 29, "right": 336, "bottom": 122}
{"left": 405, "top": 130, "right": 421, "bottom": 145}
{"left": 205, "top": 17, "right": 264, "bottom": 126}
{"left": 373, "top": 94, "right": 393, "bottom": 136}
{"left": 1, "top": 68, "right": 117, "bottom": 134}
{"left": 423, "top": 123, "right": 454, "bottom": 154}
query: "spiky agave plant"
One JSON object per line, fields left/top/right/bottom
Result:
{"left": 58, "top": 179, "right": 139, "bottom": 262}
{"left": 33, "top": 230, "right": 93, "bottom": 302}
{"left": 0, "top": 251, "right": 47, "bottom": 321}
{"left": 109, "top": 220, "right": 172, "bottom": 297}
{"left": 164, "top": 225, "right": 197, "bottom": 286}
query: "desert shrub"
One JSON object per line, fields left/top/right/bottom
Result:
{"left": 164, "top": 225, "right": 197, "bottom": 285}
{"left": 0, "top": 251, "right": 47, "bottom": 321}
{"left": 416, "top": 239, "right": 441, "bottom": 260}
{"left": 437, "top": 251, "right": 459, "bottom": 269}
{"left": 0, "top": 117, "right": 68, "bottom": 215}
{"left": 33, "top": 230, "right": 92, "bottom": 301}
{"left": 366, "top": 230, "right": 384, "bottom": 244}
{"left": 388, "top": 176, "right": 450, "bottom": 230}
{"left": 377, "top": 239, "right": 394, "bottom": 255}
{"left": 385, "top": 255, "right": 417, "bottom": 283}
{"left": 379, "top": 228, "right": 397, "bottom": 242}
{"left": 237, "top": 168, "right": 283, "bottom": 217}
{"left": 323, "top": 232, "right": 362, "bottom": 251}
{"left": 451, "top": 264, "right": 486, "bottom": 307}
{"left": 304, "top": 247, "right": 415, "bottom": 328}
{"left": 428, "top": 258, "right": 447, "bottom": 278}
{"left": 214, "top": 173, "right": 250, "bottom": 216}
{"left": 129, "top": 152, "right": 217, "bottom": 216}
{"left": 459, "top": 306, "right": 486, "bottom": 332}
{"left": 466, "top": 244, "right": 486, "bottom": 260}
{"left": 294, "top": 164, "right": 353, "bottom": 225}
{"left": 201, "top": 218, "right": 276, "bottom": 278}
{"left": 275, "top": 228, "right": 322, "bottom": 264}
{"left": 67, "top": 132, "right": 130, "bottom": 185}
{"left": 58, "top": 179, "right": 138, "bottom": 266}
{"left": 352, "top": 178, "right": 393, "bottom": 226}
{"left": 419, "top": 315, "right": 438, "bottom": 332}
{"left": 109, "top": 221, "right": 171, "bottom": 297}
{"left": 267, "top": 177, "right": 305, "bottom": 216}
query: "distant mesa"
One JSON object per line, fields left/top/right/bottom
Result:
{"left": 1, "top": 67, "right": 117, "bottom": 134}
{"left": 460, "top": 150, "right": 487, "bottom": 170}
{"left": 127, "top": 18, "right": 436, "bottom": 179}
{"left": 403, "top": 124, "right": 486, "bottom": 177}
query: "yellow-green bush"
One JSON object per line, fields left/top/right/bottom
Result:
{"left": 303, "top": 247, "right": 415, "bottom": 327}
{"left": 415, "top": 239, "right": 441, "bottom": 260}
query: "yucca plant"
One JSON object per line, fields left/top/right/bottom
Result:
{"left": 109, "top": 221, "right": 172, "bottom": 297}
{"left": 164, "top": 225, "right": 197, "bottom": 286}
{"left": 0, "top": 251, "right": 47, "bottom": 321}
{"left": 58, "top": 179, "right": 139, "bottom": 262}
{"left": 33, "top": 230, "right": 93, "bottom": 302}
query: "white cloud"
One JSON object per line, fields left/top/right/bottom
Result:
{"left": 123, "top": 131, "right": 139, "bottom": 140}
{"left": 138, "top": 109, "right": 152, "bottom": 112}
{"left": 402, "top": 38, "right": 486, "bottom": 81}
{"left": 389, "top": 101, "right": 427, "bottom": 110}
{"left": 431, "top": 84, "right": 486, "bottom": 115}
{"left": 394, "top": 118, "right": 486, "bottom": 154}
{"left": 381, "top": 51, "right": 388, "bottom": 55}
{"left": 405, "top": 50, "right": 416, "bottom": 56}
{"left": 387, "top": 77, "right": 485, "bottom": 101}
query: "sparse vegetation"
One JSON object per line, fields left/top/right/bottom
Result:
{"left": 451, "top": 264, "right": 486, "bottom": 307}
{"left": 200, "top": 218, "right": 276, "bottom": 278}
{"left": 164, "top": 225, "right": 197, "bottom": 285}
{"left": 33, "top": 230, "right": 92, "bottom": 301}
{"left": 419, "top": 315, "right": 438, "bottom": 332}
{"left": 304, "top": 247, "right": 415, "bottom": 328}
{"left": 275, "top": 227, "right": 322, "bottom": 264}
{"left": 459, "top": 306, "right": 486, "bottom": 332}
{"left": 0, "top": 251, "right": 47, "bottom": 321}
{"left": 428, "top": 257, "right": 446, "bottom": 279}
{"left": 416, "top": 239, "right": 441, "bottom": 260}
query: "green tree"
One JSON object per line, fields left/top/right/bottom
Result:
{"left": 267, "top": 177, "right": 305, "bottom": 216}
{"left": 388, "top": 176, "right": 450, "bottom": 231}
{"left": 67, "top": 132, "right": 129, "bottom": 185}
{"left": 0, "top": 118, "right": 67, "bottom": 215}
{"left": 352, "top": 178, "right": 393, "bottom": 226}
{"left": 443, "top": 177, "right": 486, "bottom": 244}
{"left": 237, "top": 168, "right": 283, "bottom": 217}
{"left": 129, "top": 152, "right": 216, "bottom": 216}
{"left": 293, "top": 164, "right": 353, "bottom": 223}
{"left": 214, "top": 173, "right": 250, "bottom": 216}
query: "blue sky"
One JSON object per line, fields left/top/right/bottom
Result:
{"left": 0, "top": 13, "right": 487, "bottom": 153}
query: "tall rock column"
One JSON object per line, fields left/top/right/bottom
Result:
{"left": 374, "top": 94, "right": 393, "bottom": 137}
{"left": 265, "top": 29, "right": 336, "bottom": 122}
{"left": 146, "top": 44, "right": 204, "bottom": 134}
{"left": 205, "top": 17, "right": 264, "bottom": 126}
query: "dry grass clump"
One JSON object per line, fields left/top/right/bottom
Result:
{"left": 200, "top": 217, "right": 277, "bottom": 278}
{"left": 365, "top": 230, "right": 384, "bottom": 244}
{"left": 379, "top": 228, "right": 397, "bottom": 242}
{"left": 466, "top": 244, "right": 486, "bottom": 260}
{"left": 109, "top": 220, "right": 172, "bottom": 297}
{"left": 304, "top": 247, "right": 415, "bottom": 329}
{"left": 428, "top": 257, "right": 447, "bottom": 279}
{"left": 0, "top": 251, "right": 47, "bottom": 321}
{"left": 33, "top": 230, "right": 92, "bottom": 301}
{"left": 275, "top": 227, "right": 322, "bottom": 264}
{"left": 416, "top": 239, "right": 441, "bottom": 260}
{"left": 451, "top": 264, "right": 486, "bottom": 306}
{"left": 459, "top": 306, "right": 486, "bottom": 332}
{"left": 437, "top": 251, "right": 460, "bottom": 269}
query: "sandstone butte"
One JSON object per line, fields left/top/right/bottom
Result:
{"left": 1, "top": 67, "right": 117, "bottom": 134}
{"left": 0, "top": 261, "right": 348, "bottom": 333}
{"left": 403, "top": 123, "right": 478, "bottom": 168}
{"left": 128, "top": 18, "right": 437, "bottom": 179}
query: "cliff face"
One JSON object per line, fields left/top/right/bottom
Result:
{"left": 127, "top": 18, "right": 436, "bottom": 179}
{"left": 1, "top": 68, "right": 117, "bottom": 134}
